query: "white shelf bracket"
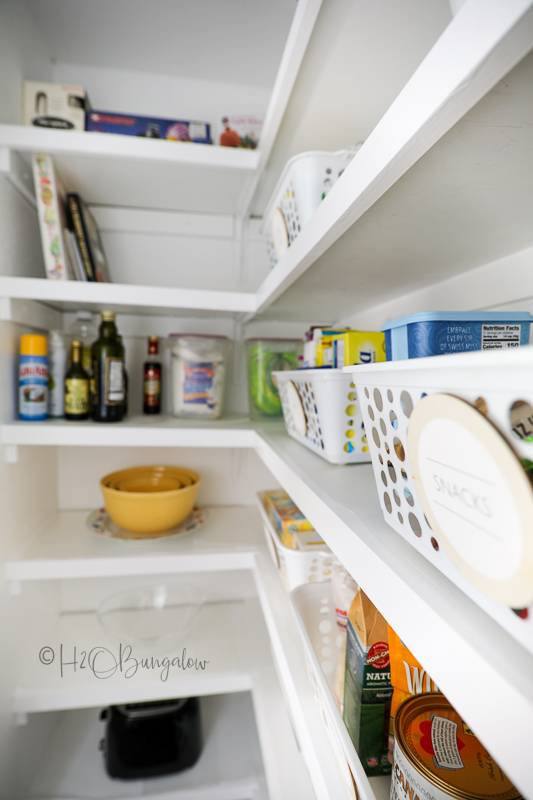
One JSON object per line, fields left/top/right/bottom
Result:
{"left": 0, "top": 296, "right": 12, "bottom": 321}
{"left": 0, "top": 148, "right": 36, "bottom": 209}
{"left": 233, "top": 216, "right": 248, "bottom": 286}
{"left": 4, "top": 444, "right": 18, "bottom": 465}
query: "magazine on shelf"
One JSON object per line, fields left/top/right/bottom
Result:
{"left": 64, "top": 229, "right": 88, "bottom": 282}
{"left": 32, "top": 153, "right": 74, "bottom": 280}
{"left": 67, "top": 193, "right": 112, "bottom": 283}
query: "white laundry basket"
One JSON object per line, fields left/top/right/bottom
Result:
{"left": 256, "top": 492, "right": 333, "bottom": 591}
{"left": 345, "top": 347, "right": 533, "bottom": 655}
{"left": 274, "top": 369, "right": 371, "bottom": 465}
{"left": 263, "top": 147, "right": 360, "bottom": 269}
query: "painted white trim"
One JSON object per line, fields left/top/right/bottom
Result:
{"left": 89, "top": 206, "right": 234, "bottom": 239}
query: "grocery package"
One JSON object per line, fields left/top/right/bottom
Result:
{"left": 382, "top": 310, "right": 532, "bottom": 360}
{"left": 387, "top": 625, "right": 438, "bottom": 763}
{"left": 91, "top": 311, "right": 125, "bottom": 423}
{"left": 263, "top": 148, "right": 360, "bottom": 269}
{"left": 343, "top": 589, "right": 392, "bottom": 777}
{"left": 347, "top": 346, "right": 533, "bottom": 657}
{"left": 143, "top": 336, "right": 162, "bottom": 414}
{"left": 23, "top": 81, "right": 87, "bottom": 130}
{"left": 219, "top": 115, "right": 263, "bottom": 149}
{"left": 275, "top": 368, "right": 371, "bottom": 463}
{"left": 47, "top": 330, "right": 67, "bottom": 418}
{"left": 19, "top": 334, "right": 48, "bottom": 421}
{"left": 65, "top": 340, "right": 90, "bottom": 421}
{"left": 170, "top": 334, "right": 228, "bottom": 419}
{"left": 306, "top": 327, "right": 386, "bottom": 368}
{"left": 87, "top": 111, "right": 211, "bottom": 143}
{"left": 392, "top": 695, "right": 522, "bottom": 800}
{"left": 257, "top": 492, "right": 332, "bottom": 591}
{"left": 332, "top": 561, "right": 359, "bottom": 713}
{"left": 246, "top": 338, "right": 300, "bottom": 419}
{"left": 264, "top": 488, "right": 316, "bottom": 549}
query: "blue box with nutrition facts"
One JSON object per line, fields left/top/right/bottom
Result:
{"left": 381, "top": 310, "right": 533, "bottom": 360}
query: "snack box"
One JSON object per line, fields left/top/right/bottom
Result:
{"left": 381, "top": 310, "right": 532, "bottom": 360}
{"left": 293, "top": 529, "right": 327, "bottom": 551}
{"left": 318, "top": 330, "right": 386, "bottom": 368}
{"left": 219, "top": 115, "right": 263, "bottom": 149}
{"left": 87, "top": 111, "right": 211, "bottom": 143}
{"left": 264, "top": 488, "right": 315, "bottom": 549}
{"left": 23, "top": 81, "right": 87, "bottom": 130}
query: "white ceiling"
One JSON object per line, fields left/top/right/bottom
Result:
{"left": 24, "top": 0, "right": 296, "bottom": 88}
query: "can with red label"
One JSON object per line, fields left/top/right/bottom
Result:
{"left": 392, "top": 694, "right": 522, "bottom": 800}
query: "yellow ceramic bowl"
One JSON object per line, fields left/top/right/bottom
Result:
{"left": 100, "top": 466, "right": 200, "bottom": 534}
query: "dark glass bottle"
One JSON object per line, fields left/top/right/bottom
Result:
{"left": 143, "top": 336, "right": 161, "bottom": 414}
{"left": 65, "top": 340, "right": 89, "bottom": 421}
{"left": 91, "top": 311, "right": 124, "bottom": 422}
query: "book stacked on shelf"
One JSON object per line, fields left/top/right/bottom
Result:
{"left": 32, "top": 153, "right": 112, "bottom": 282}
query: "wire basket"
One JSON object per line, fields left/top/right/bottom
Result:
{"left": 274, "top": 369, "right": 372, "bottom": 465}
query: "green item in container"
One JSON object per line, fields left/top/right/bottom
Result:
{"left": 246, "top": 338, "right": 300, "bottom": 419}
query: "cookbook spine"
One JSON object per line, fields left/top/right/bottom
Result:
{"left": 67, "top": 193, "right": 96, "bottom": 281}
{"left": 32, "top": 154, "right": 71, "bottom": 281}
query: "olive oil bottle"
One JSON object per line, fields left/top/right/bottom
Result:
{"left": 65, "top": 340, "right": 89, "bottom": 421}
{"left": 91, "top": 311, "right": 124, "bottom": 422}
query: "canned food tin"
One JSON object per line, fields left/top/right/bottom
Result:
{"left": 392, "top": 695, "right": 521, "bottom": 800}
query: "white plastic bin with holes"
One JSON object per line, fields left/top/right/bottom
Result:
{"left": 262, "top": 148, "right": 360, "bottom": 269}
{"left": 273, "top": 369, "right": 372, "bottom": 464}
{"left": 290, "top": 582, "right": 392, "bottom": 800}
{"left": 256, "top": 492, "right": 333, "bottom": 591}
{"left": 345, "top": 347, "right": 533, "bottom": 655}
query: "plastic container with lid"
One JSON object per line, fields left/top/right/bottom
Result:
{"left": 169, "top": 334, "right": 229, "bottom": 419}
{"left": 381, "top": 310, "right": 533, "bottom": 360}
{"left": 246, "top": 338, "right": 301, "bottom": 419}
{"left": 19, "top": 334, "right": 48, "bottom": 421}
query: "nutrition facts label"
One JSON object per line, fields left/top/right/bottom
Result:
{"left": 481, "top": 324, "right": 521, "bottom": 349}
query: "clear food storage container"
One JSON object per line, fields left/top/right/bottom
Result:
{"left": 246, "top": 338, "right": 301, "bottom": 420}
{"left": 169, "top": 334, "right": 229, "bottom": 419}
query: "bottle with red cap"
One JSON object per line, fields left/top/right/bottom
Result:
{"left": 143, "top": 336, "right": 161, "bottom": 414}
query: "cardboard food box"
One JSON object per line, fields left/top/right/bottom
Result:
{"left": 343, "top": 589, "right": 392, "bottom": 776}
{"left": 23, "top": 81, "right": 87, "bottom": 130}
{"left": 87, "top": 111, "right": 211, "bottom": 143}
{"left": 219, "top": 115, "right": 263, "bottom": 149}
{"left": 264, "top": 489, "right": 315, "bottom": 549}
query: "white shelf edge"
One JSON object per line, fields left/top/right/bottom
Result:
{"left": 250, "top": 0, "right": 533, "bottom": 318}
{"left": 0, "top": 417, "right": 263, "bottom": 448}
{"left": 0, "top": 124, "right": 260, "bottom": 171}
{"left": 0, "top": 276, "right": 257, "bottom": 315}
{"left": 5, "top": 506, "right": 262, "bottom": 582}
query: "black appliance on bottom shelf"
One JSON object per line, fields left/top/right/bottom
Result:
{"left": 100, "top": 696, "right": 203, "bottom": 779}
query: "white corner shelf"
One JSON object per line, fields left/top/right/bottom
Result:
{"left": 29, "top": 694, "right": 267, "bottom": 800}
{"left": 14, "top": 599, "right": 260, "bottom": 714}
{"left": 0, "top": 415, "right": 264, "bottom": 449}
{"left": 251, "top": 0, "right": 533, "bottom": 322}
{"left": 5, "top": 506, "right": 262, "bottom": 583}
{"left": 0, "top": 124, "right": 260, "bottom": 215}
{"left": 0, "top": 276, "right": 256, "bottom": 317}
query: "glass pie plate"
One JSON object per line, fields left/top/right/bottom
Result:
{"left": 97, "top": 582, "right": 206, "bottom": 649}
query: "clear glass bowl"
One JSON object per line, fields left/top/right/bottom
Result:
{"left": 97, "top": 582, "right": 205, "bottom": 648}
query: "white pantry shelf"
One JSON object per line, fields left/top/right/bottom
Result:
{"left": 252, "top": 0, "right": 533, "bottom": 322}
{"left": 0, "top": 276, "right": 256, "bottom": 317}
{"left": 254, "top": 430, "right": 533, "bottom": 798}
{"left": 5, "top": 506, "right": 262, "bottom": 583}
{"left": 0, "top": 415, "right": 264, "bottom": 449}
{"left": 14, "top": 599, "right": 260, "bottom": 714}
{"left": 29, "top": 694, "right": 267, "bottom": 800}
{"left": 0, "top": 124, "right": 259, "bottom": 215}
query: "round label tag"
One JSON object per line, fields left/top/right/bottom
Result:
{"left": 285, "top": 380, "right": 307, "bottom": 436}
{"left": 408, "top": 394, "right": 533, "bottom": 607}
